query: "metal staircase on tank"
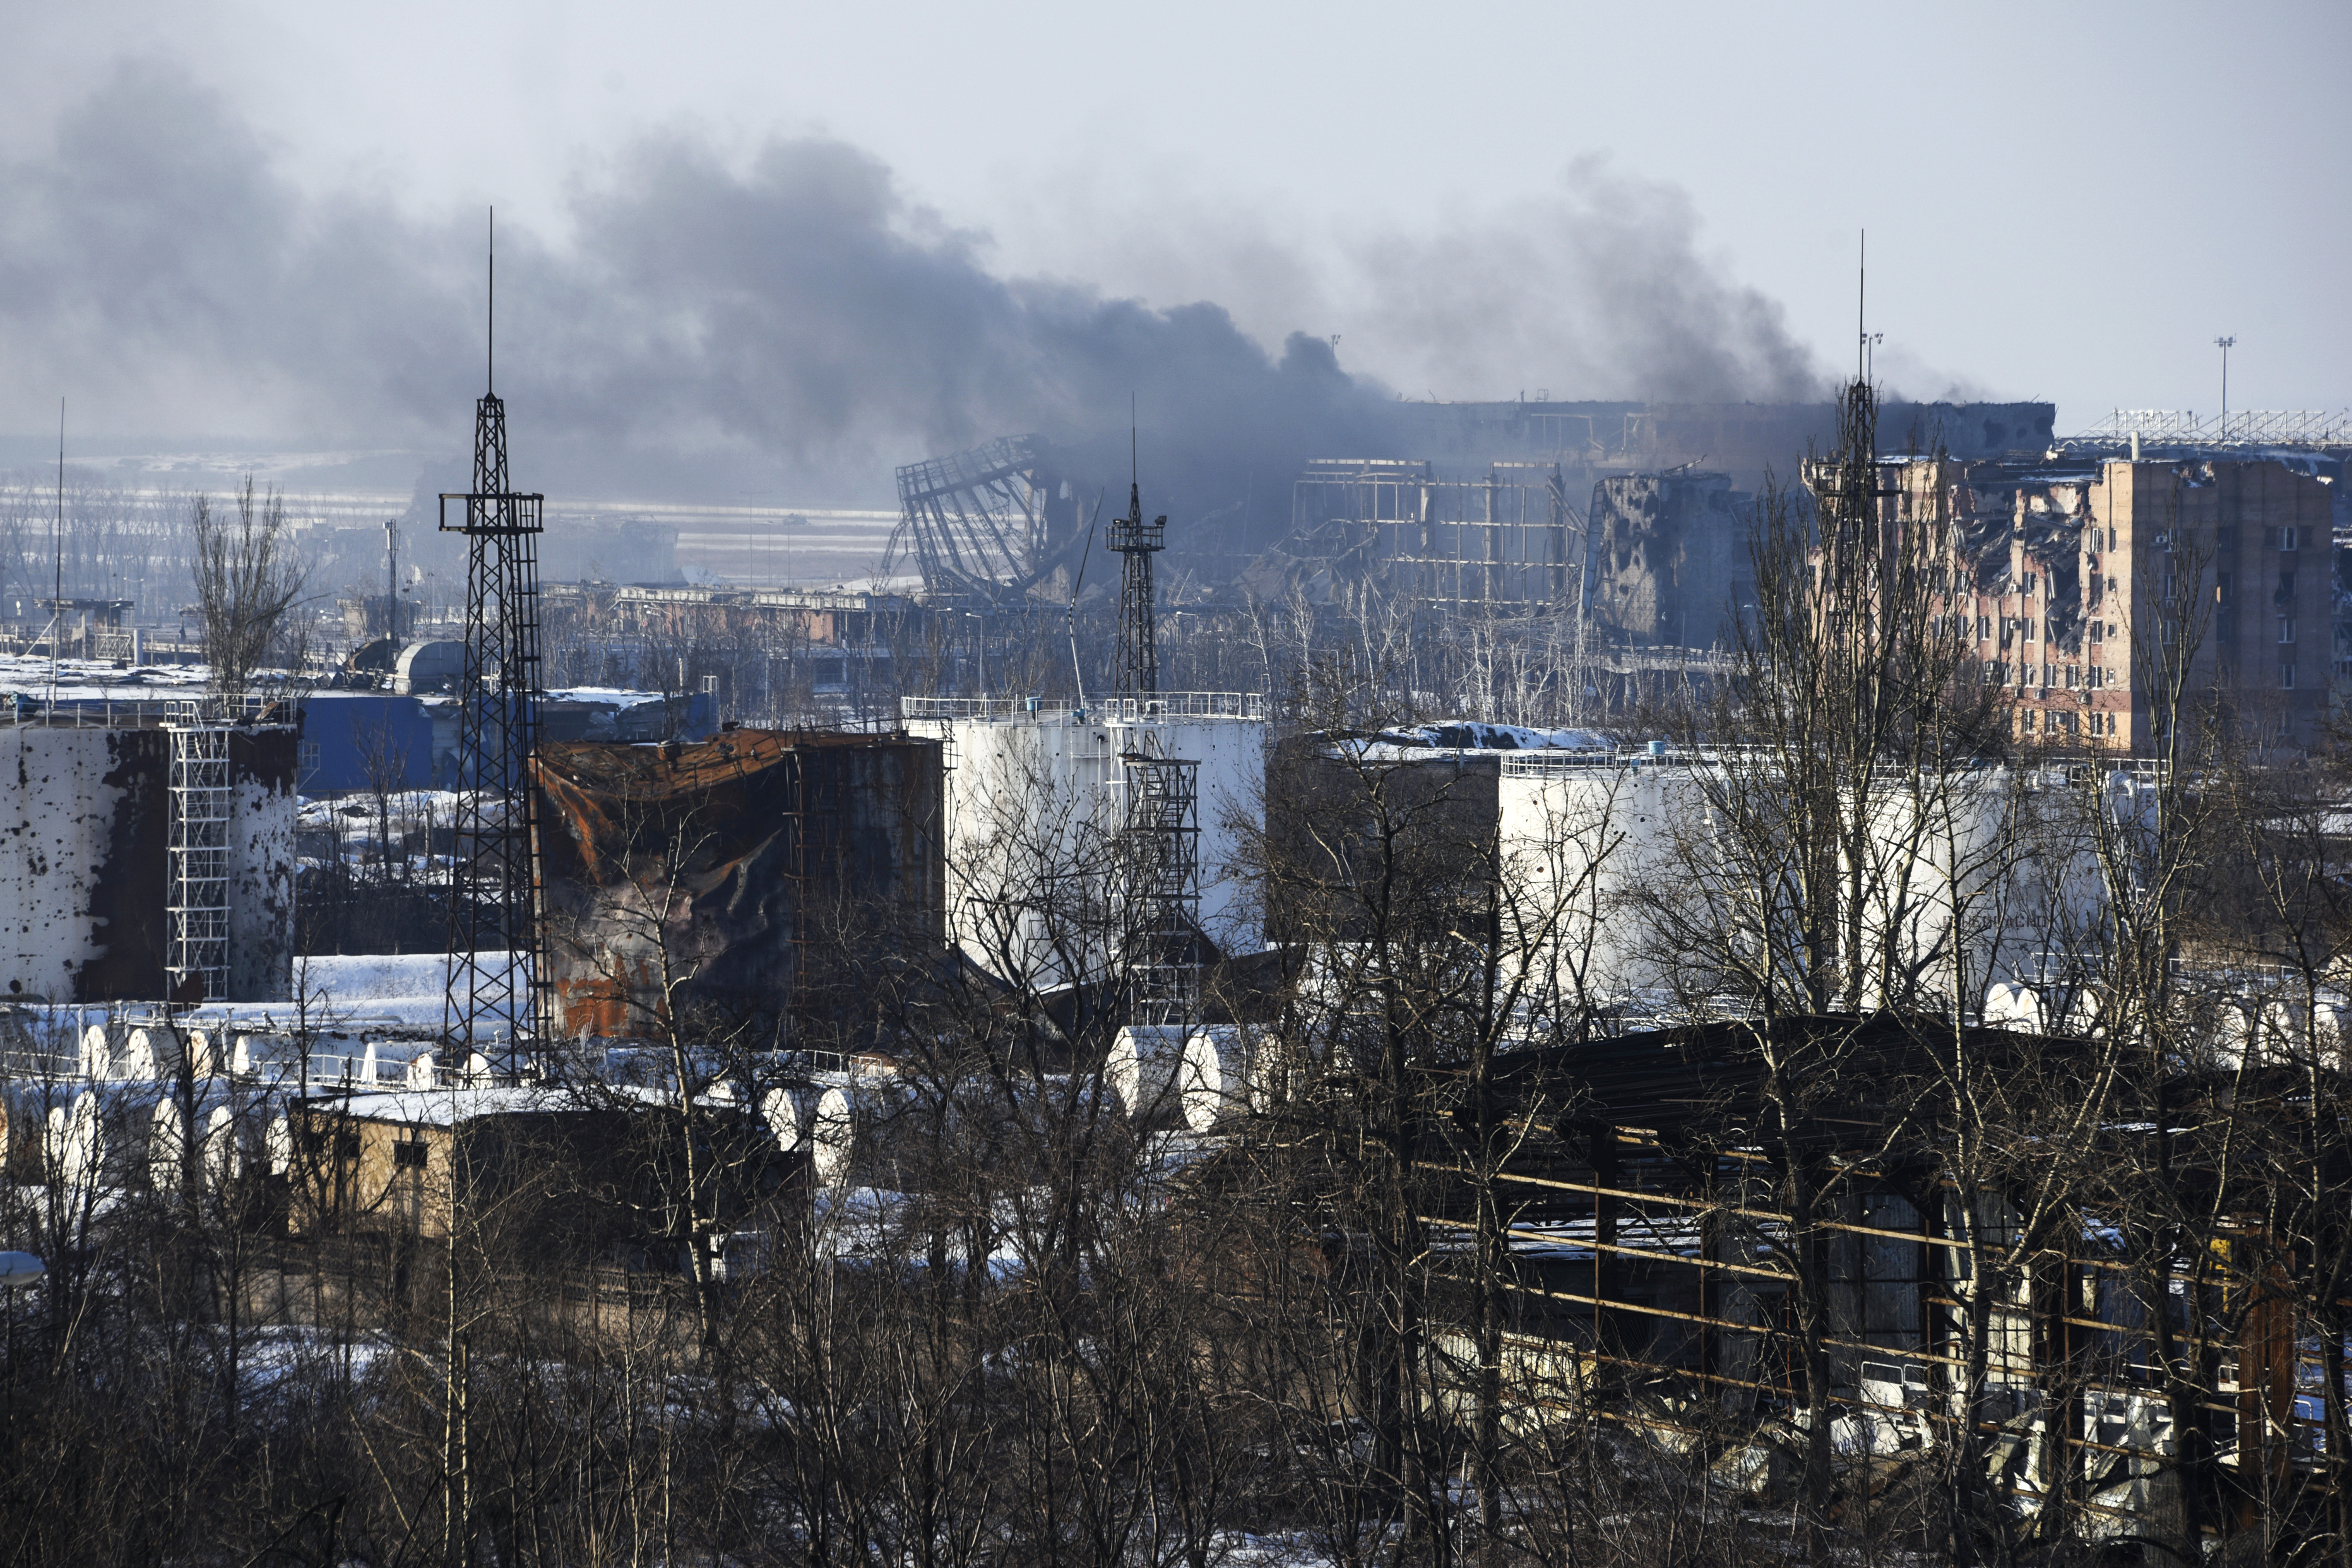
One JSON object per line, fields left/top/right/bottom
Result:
{"left": 166, "top": 718, "right": 232, "bottom": 1004}
{"left": 1119, "top": 742, "right": 1200, "bottom": 1027}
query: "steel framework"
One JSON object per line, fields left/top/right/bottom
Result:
{"left": 1289, "top": 460, "right": 1581, "bottom": 610}
{"left": 165, "top": 722, "right": 230, "bottom": 1004}
{"left": 439, "top": 388, "right": 547, "bottom": 1055}
{"left": 1119, "top": 745, "right": 1200, "bottom": 1026}
{"left": 2053, "top": 408, "right": 2352, "bottom": 453}
{"left": 890, "top": 435, "right": 1083, "bottom": 604}
{"left": 1108, "top": 478, "right": 1164, "bottom": 698}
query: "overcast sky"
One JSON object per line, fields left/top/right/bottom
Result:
{"left": 3, "top": 1, "right": 2344, "bottom": 502}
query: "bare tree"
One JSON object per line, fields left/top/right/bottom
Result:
{"left": 190, "top": 476, "right": 309, "bottom": 712}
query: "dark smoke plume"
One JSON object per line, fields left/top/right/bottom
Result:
{"left": 0, "top": 59, "right": 1831, "bottom": 541}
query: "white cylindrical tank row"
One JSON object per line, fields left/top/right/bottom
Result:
{"left": 1109, "top": 1026, "right": 1257, "bottom": 1131}
{"left": 0, "top": 1074, "right": 280, "bottom": 1195}
{"left": 145, "top": 1090, "right": 257, "bottom": 1196}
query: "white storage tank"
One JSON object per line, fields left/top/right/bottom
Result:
{"left": 810, "top": 1086, "right": 856, "bottom": 1186}
{"left": 1107, "top": 1025, "right": 1189, "bottom": 1120}
{"left": 761, "top": 1086, "right": 822, "bottom": 1154}
{"left": 1176, "top": 1027, "right": 1252, "bottom": 1132}
{"left": 77, "top": 1025, "right": 112, "bottom": 1079}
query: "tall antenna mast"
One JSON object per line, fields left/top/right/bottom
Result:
{"left": 51, "top": 399, "right": 64, "bottom": 710}
{"left": 441, "top": 206, "right": 548, "bottom": 1062}
{"left": 1857, "top": 230, "right": 1867, "bottom": 384}
{"left": 487, "top": 206, "right": 495, "bottom": 395}
{"left": 1110, "top": 397, "right": 1164, "bottom": 702}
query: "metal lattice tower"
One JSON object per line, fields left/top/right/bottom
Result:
{"left": 1119, "top": 745, "right": 1199, "bottom": 1025}
{"left": 440, "top": 384, "right": 547, "bottom": 1059}
{"left": 1108, "top": 478, "right": 1164, "bottom": 699}
{"left": 166, "top": 721, "right": 231, "bottom": 1004}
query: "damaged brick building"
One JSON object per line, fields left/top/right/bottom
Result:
{"left": 1874, "top": 454, "right": 2337, "bottom": 749}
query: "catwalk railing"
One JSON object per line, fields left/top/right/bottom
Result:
{"left": 901, "top": 691, "right": 1264, "bottom": 722}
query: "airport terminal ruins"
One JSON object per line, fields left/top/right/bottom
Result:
{"left": 3, "top": 371, "right": 2352, "bottom": 1565}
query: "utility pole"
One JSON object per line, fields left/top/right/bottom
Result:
{"left": 386, "top": 518, "right": 400, "bottom": 643}
{"left": 2214, "top": 336, "right": 2236, "bottom": 437}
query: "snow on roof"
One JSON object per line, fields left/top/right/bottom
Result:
{"left": 1343, "top": 720, "right": 1615, "bottom": 761}
{"left": 321, "top": 1084, "right": 584, "bottom": 1126}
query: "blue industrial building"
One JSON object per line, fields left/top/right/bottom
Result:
{"left": 297, "top": 689, "right": 720, "bottom": 795}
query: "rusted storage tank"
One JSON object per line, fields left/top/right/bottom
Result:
{"left": 532, "top": 730, "right": 943, "bottom": 1040}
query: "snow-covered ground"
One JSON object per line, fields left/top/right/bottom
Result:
{"left": 0, "top": 651, "right": 211, "bottom": 702}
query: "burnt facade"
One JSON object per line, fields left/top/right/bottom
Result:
{"left": 1585, "top": 470, "right": 1748, "bottom": 648}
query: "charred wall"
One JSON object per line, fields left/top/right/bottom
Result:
{"left": 533, "top": 729, "right": 944, "bottom": 1043}
{"left": 1585, "top": 471, "right": 1747, "bottom": 648}
{"left": 227, "top": 726, "right": 298, "bottom": 1002}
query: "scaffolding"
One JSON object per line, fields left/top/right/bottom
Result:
{"left": 166, "top": 722, "right": 230, "bottom": 1005}
{"left": 1288, "top": 460, "right": 1583, "bottom": 611}
{"left": 2053, "top": 407, "right": 2352, "bottom": 453}
{"left": 1119, "top": 746, "right": 1199, "bottom": 1026}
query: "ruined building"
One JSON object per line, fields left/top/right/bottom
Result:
{"left": 1884, "top": 454, "right": 2337, "bottom": 749}
{"left": 531, "top": 729, "right": 944, "bottom": 1042}
{"left": 1584, "top": 470, "right": 1749, "bottom": 646}
{"left": 892, "top": 400, "right": 2058, "bottom": 632}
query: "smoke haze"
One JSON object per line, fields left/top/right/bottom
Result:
{"left": 0, "top": 60, "right": 1834, "bottom": 509}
